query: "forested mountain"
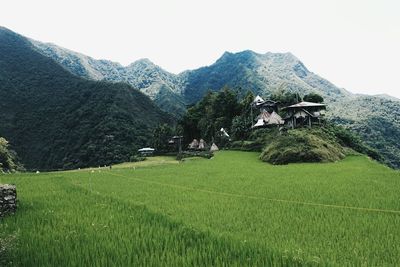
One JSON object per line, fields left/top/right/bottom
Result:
{"left": 31, "top": 40, "right": 186, "bottom": 114}
{"left": 180, "top": 50, "right": 352, "bottom": 104}
{"left": 3, "top": 27, "right": 400, "bottom": 168}
{"left": 0, "top": 27, "right": 170, "bottom": 170}
{"left": 179, "top": 51, "right": 400, "bottom": 168}
{"left": 329, "top": 96, "right": 400, "bottom": 168}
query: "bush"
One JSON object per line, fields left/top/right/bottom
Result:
{"left": 177, "top": 151, "right": 214, "bottom": 160}
{"left": 129, "top": 155, "right": 146, "bottom": 162}
{"left": 229, "top": 140, "right": 264, "bottom": 152}
{"left": 260, "top": 129, "right": 345, "bottom": 164}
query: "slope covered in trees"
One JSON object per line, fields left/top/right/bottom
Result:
{"left": 31, "top": 40, "right": 186, "bottom": 115}
{"left": 0, "top": 27, "right": 171, "bottom": 170}
{"left": 329, "top": 96, "right": 400, "bottom": 168}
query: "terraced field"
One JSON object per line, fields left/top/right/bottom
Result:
{"left": 1, "top": 151, "right": 400, "bottom": 266}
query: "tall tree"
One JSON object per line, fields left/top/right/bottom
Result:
{"left": 0, "top": 137, "right": 20, "bottom": 172}
{"left": 303, "top": 93, "right": 324, "bottom": 103}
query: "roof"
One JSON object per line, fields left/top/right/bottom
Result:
{"left": 252, "top": 118, "right": 265, "bottom": 128}
{"left": 268, "top": 111, "right": 285, "bottom": 125}
{"left": 259, "top": 110, "right": 271, "bottom": 121}
{"left": 253, "top": 111, "right": 284, "bottom": 128}
{"left": 253, "top": 95, "right": 264, "bottom": 104}
{"left": 283, "top": 101, "right": 326, "bottom": 110}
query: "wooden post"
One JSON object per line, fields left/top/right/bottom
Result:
{"left": 250, "top": 105, "right": 253, "bottom": 131}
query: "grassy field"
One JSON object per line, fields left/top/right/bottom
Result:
{"left": 1, "top": 151, "right": 400, "bottom": 266}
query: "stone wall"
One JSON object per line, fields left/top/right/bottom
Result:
{"left": 0, "top": 184, "right": 17, "bottom": 218}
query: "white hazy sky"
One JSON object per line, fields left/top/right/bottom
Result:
{"left": 1, "top": 0, "right": 400, "bottom": 98}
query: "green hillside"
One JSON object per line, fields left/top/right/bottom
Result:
{"left": 0, "top": 27, "right": 171, "bottom": 170}
{"left": 329, "top": 96, "right": 400, "bottom": 168}
{"left": 1, "top": 151, "right": 400, "bottom": 266}
{"left": 27, "top": 36, "right": 400, "bottom": 168}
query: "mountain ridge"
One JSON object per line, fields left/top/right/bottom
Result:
{"left": 0, "top": 26, "right": 171, "bottom": 170}
{"left": 2, "top": 26, "right": 399, "bottom": 168}
{"left": 30, "top": 39, "right": 187, "bottom": 114}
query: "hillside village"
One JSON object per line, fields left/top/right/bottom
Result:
{"left": 2, "top": 2, "right": 400, "bottom": 264}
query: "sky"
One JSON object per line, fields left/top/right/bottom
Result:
{"left": 1, "top": 0, "right": 400, "bottom": 98}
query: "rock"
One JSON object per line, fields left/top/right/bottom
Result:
{"left": 0, "top": 184, "right": 17, "bottom": 218}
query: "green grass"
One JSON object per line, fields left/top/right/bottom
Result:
{"left": 1, "top": 151, "right": 400, "bottom": 266}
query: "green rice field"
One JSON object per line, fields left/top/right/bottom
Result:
{"left": 1, "top": 151, "right": 400, "bottom": 266}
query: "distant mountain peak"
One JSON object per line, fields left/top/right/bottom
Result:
{"left": 217, "top": 50, "right": 258, "bottom": 62}
{"left": 128, "top": 58, "right": 155, "bottom": 67}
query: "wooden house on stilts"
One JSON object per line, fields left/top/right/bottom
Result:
{"left": 282, "top": 101, "right": 326, "bottom": 129}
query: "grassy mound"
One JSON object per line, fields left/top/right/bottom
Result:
{"left": 260, "top": 128, "right": 346, "bottom": 164}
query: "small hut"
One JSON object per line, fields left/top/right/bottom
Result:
{"left": 252, "top": 110, "right": 284, "bottom": 128}
{"left": 198, "top": 139, "right": 206, "bottom": 150}
{"left": 282, "top": 101, "right": 326, "bottom": 128}
{"left": 189, "top": 139, "right": 199, "bottom": 149}
{"left": 210, "top": 143, "right": 219, "bottom": 152}
{"left": 252, "top": 95, "right": 265, "bottom": 107}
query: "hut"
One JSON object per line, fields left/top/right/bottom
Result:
{"left": 189, "top": 139, "right": 199, "bottom": 149}
{"left": 282, "top": 101, "right": 326, "bottom": 128}
{"left": 210, "top": 143, "right": 219, "bottom": 152}
{"left": 252, "top": 96, "right": 278, "bottom": 112}
{"left": 198, "top": 139, "right": 206, "bottom": 150}
{"left": 252, "top": 95, "right": 265, "bottom": 107}
{"left": 252, "top": 110, "right": 284, "bottom": 128}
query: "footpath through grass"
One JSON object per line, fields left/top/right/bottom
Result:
{"left": 1, "top": 152, "right": 400, "bottom": 266}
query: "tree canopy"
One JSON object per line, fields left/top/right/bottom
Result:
{"left": 303, "top": 93, "right": 324, "bottom": 103}
{"left": 0, "top": 137, "right": 20, "bottom": 172}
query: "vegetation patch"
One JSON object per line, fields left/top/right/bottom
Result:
{"left": 1, "top": 151, "right": 400, "bottom": 266}
{"left": 260, "top": 128, "right": 345, "bottom": 164}
{"left": 177, "top": 151, "right": 214, "bottom": 160}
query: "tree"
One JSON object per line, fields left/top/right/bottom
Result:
{"left": 152, "top": 124, "right": 174, "bottom": 153}
{"left": 0, "top": 137, "right": 20, "bottom": 172}
{"left": 303, "top": 93, "right": 324, "bottom": 103}
{"left": 271, "top": 89, "right": 300, "bottom": 107}
{"left": 230, "top": 91, "right": 255, "bottom": 140}
{"left": 180, "top": 87, "right": 241, "bottom": 144}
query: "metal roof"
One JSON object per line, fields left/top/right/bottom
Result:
{"left": 283, "top": 101, "right": 326, "bottom": 110}
{"left": 138, "top": 147, "right": 155, "bottom": 152}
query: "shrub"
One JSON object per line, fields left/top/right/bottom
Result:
{"left": 177, "top": 151, "right": 214, "bottom": 160}
{"left": 130, "top": 155, "right": 146, "bottom": 162}
{"left": 260, "top": 129, "right": 345, "bottom": 164}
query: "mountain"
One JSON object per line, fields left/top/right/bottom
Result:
{"left": 30, "top": 40, "right": 186, "bottom": 114}
{"left": 21, "top": 32, "right": 400, "bottom": 168}
{"left": 181, "top": 50, "right": 352, "bottom": 104}
{"left": 0, "top": 27, "right": 171, "bottom": 170}
{"left": 329, "top": 96, "right": 400, "bottom": 168}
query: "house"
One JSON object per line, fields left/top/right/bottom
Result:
{"left": 252, "top": 96, "right": 278, "bottom": 112}
{"left": 282, "top": 101, "right": 326, "bottom": 128}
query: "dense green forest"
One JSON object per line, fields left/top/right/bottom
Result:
{"left": 0, "top": 27, "right": 171, "bottom": 170}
